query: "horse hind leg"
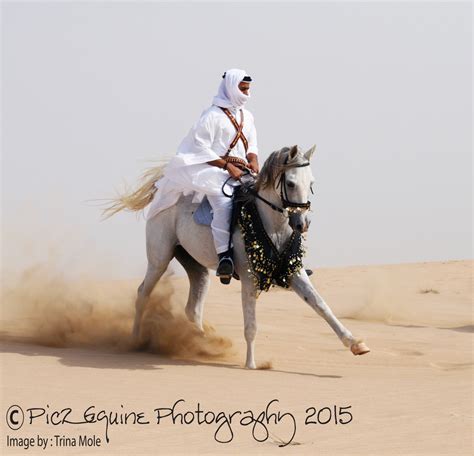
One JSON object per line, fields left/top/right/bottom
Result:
{"left": 133, "top": 214, "right": 178, "bottom": 342}
{"left": 132, "top": 262, "right": 169, "bottom": 341}
{"left": 173, "top": 245, "right": 210, "bottom": 331}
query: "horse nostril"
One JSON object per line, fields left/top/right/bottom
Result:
{"left": 296, "top": 223, "right": 303, "bottom": 232}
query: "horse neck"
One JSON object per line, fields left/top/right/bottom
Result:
{"left": 255, "top": 186, "right": 293, "bottom": 250}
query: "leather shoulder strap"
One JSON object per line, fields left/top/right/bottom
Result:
{"left": 220, "top": 108, "right": 249, "bottom": 155}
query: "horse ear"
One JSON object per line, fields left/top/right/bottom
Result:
{"left": 289, "top": 145, "right": 298, "bottom": 160}
{"left": 304, "top": 144, "right": 316, "bottom": 161}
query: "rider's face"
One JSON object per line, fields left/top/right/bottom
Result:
{"left": 238, "top": 81, "right": 251, "bottom": 96}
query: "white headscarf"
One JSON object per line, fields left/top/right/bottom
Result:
{"left": 212, "top": 68, "right": 251, "bottom": 110}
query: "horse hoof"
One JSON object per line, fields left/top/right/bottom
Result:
{"left": 131, "top": 330, "right": 146, "bottom": 351}
{"left": 245, "top": 361, "right": 257, "bottom": 369}
{"left": 132, "top": 339, "right": 147, "bottom": 351}
{"left": 219, "top": 275, "right": 232, "bottom": 285}
{"left": 351, "top": 341, "right": 370, "bottom": 356}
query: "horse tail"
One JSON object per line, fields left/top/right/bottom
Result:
{"left": 101, "top": 163, "right": 166, "bottom": 219}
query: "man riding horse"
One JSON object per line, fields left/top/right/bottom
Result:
{"left": 147, "top": 69, "right": 258, "bottom": 283}
{"left": 104, "top": 70, "right": 371, "bottom": 364}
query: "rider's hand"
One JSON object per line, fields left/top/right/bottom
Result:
{"left": 246, "top": 153, "right": 259, "bottom": 174}
{"left": 226, "top": 163, "right": 244, "bottom": 181}
{"left": 247, "top": 161, "right": 259, "bottom": 174}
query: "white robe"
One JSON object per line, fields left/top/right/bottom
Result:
{"left": 146, "top": 104, "right": 258, "bottom": 221}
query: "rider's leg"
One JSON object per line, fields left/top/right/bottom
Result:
{"left": 207, "top": 194, "right": 233, "bottom": 254}
{"left": 207, "top": 194, "right": 234, "bottom": 282}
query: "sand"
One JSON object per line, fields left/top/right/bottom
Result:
{"left": 0, "top": 260, "right": 472, "bottom": 455}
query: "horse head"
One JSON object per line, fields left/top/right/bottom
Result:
{"left": 256, "top": 144, "right": 316, "bottom": 234}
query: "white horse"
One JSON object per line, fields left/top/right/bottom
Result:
{"left": 106, "top": 145, "right": 370, "bottom": 368}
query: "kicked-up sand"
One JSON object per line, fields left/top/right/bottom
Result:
{"left": 0, "top": 260, "right": 472, "bottom": 455}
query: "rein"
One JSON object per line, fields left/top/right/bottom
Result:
{"left": 221, "top": 161, "right": 312, "bottom": 214}
{"left": 224, "top": 161, "right": 312, "bottom": 214}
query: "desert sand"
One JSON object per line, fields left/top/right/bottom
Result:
{"left": 0, "top": 260, "right": 472, "bottom": 455}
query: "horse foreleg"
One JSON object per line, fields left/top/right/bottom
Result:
{"left": 290, "top": 270, "right": 370, "bottom": 354}
{"left": 174, "top": 245, "right": 210, "bottom": 331}
{"left": 241, "top": 279, "right": 257, "bottom": 369}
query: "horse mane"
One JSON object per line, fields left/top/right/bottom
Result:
{"left": 255, "top": 146, "right": 306, "bottom": 192}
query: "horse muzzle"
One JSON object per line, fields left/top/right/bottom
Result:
{"left": 289, "top": 212, "right": 310, "bottom": 234}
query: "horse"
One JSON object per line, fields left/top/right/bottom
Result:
{"left": 105, "top": 145, "right": 370, "bottom": 368}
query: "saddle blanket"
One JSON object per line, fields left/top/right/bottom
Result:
{"left": 193, "top": 197, "right": 213, "bottom": 226}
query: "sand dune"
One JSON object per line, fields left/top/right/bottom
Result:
{"left": 1, "top": 260, "right": 472, "bottom": 454}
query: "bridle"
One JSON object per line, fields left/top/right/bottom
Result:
{"left": 222, "top": 159, "right": 313, "bottom": 216}
{"left": 276, "top": 160, "right": 312, "bottom": 213}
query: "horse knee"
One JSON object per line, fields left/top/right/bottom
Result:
{"left": 304, "top": 294, "right": 329, "bottom": 315}
{"left": 314, "top": 297, "right": 332, "bottom": 315}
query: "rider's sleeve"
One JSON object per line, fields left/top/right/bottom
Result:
{"left": 175, "top": 110, "right": 221, "bottom": 166}
{"left": 246, "top": 113, "right": 258, "bottom": 156}
{"left": 191, "top": 112, "right": 221, "bottom": 163}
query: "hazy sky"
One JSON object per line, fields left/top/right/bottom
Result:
{"left": 2, "top": 1, "right": 472, "bottom": 279}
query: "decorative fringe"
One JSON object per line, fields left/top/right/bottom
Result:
{"left": 238, "top": 199, "right": 305, "bottom": 297}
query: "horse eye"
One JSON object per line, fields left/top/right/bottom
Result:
{"left": 310, "top": 184, "right": 314, "bottom": 194}
{"left": 287, "top": 182, "right": 296, "bottom": 189}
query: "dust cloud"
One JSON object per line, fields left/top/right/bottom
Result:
{"left": 0, "top": 265, "right": 234, "bottom": 361}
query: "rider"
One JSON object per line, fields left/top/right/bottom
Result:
{"left": 146, "top": 69, "right": 259, "bottom": 283}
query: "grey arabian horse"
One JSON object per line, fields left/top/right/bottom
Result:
{"left": 107, "top": 145, "right": 370, "bottom": 368}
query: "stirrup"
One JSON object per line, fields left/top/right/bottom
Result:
{"left": 216, "top": 256, "right": 234, "bottom": 285}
